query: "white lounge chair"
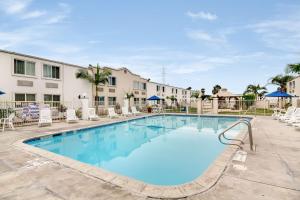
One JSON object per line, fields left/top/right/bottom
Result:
{"left": 108, "top": 107, "right": 119, "bottom": 118}
{"left": 88, "top": 108, "right": 100, "bottom": 121}
{"left": 121, "top": 107, "right": 132, "bottom": 116}
{"left": 0, "top": 113, "right": 15, "bottom": 132}
{"left": 279, "top": 107, "right": 296, "bottom": 122}
{"left": 131, "top": 106, "right": 141, "bottom": 115}
{"left": 285, "top": 108, "right": 300, "bottom": 125}
{"left": 38, "top": 109, "right": 52, "bottom": 127}
{"left": 66, "top": 109, "right": 79, "bottom": 123}
{"left": 272, "top": 108, "right": 282, "bottom": 120}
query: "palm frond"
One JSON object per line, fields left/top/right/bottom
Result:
{"left": 75, "top": 69, "right": 95, "bottom": 83}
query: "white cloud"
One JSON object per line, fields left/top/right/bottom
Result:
{"left": 46, "top": 3, "right": 71, "bottom": 24}
{"left": 0, "top": 0, "right": 32, "bottom": 14}
{"left": 88, "top": 40, "right": 102, "bottom": 44}
{"left": 186, "top": 30, "right": 226, "bottom": 44}
{"left": 247, "top": 12, "right": 300, "bottom": 53}
{"left": 21, "top": 10, "right": 46, "bottom": 19}
{"left": 0, "top": 0, "right": 47, "bottom": 20}
{"left": 186, "top": 11, "right": 217, "bottom": 21}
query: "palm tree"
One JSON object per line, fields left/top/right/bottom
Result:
{"left": 269, "top": 74, "right": 294, "bottom": 92}
{"left": 200, "top": 88, "right": 207, "bottom": 100}
{"left": 166, "top": 95, "right": 177, "bottom": 107}
{"left": 212, "top": 85, "right": 222, "bottom": 95}
{"left": 191, "top": 91, "right": 200, "bottom": 99}
{"left": 244, "top": 84, "right": 267, "bottom": 100}
{"left": 286, "top": 63, "right": 300, "bottom": 74}
{"left": 258, "top": 90, "right": 268, "bottom": 100}
{"left": 125, "top": 92, "right": 135, "bottom": 108}
{"left": 76, "top": 64, "right": 111, "bottom": 114}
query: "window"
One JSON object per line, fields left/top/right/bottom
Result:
{"left": 133, "top": 81, "right": 139, "bottom": 89}
{"left": 141, "top": 83, "right": 146, "bottom": 90}
{"left": 156, "top": 85, "right": 160, "bottom": 91}
{"left": 108, "top": 76, "right": 116, "bottom": 86}
{"left": 108, "top": 97, "right": 116, "bottom": 106}
{"left": 95, "top": 96, "right": 105, "bottom": 106}
{"left": 172, "top": 88, "right": 174, "bottom": 93}
{"left": 15, "top": 93, "right": 25, "bottom": 101}
{"left": 134, "top": 81, "right": 146, "bottom": 90}
{"left": 43, "top": 64, "right": 60, "bottom": 79}
{"left": 44, "top": 94, "right": 61, "bottom": 107}
{"left": 14, "top": 59, "right": 35, "bottom": 76}
{"left": 293, "top": 81, "right": 296, "bottom": 89}
{"left": 141, "top": 98, "right": 146, "bottom": 105}
{"left": 15, "top": 93, "right": 36, "bottom": 102}
{"left": 134, "top": 98, "right": 139, "bottom": 105}
{"left": 176, "top": 89, "right": 178, "bottom": 94}
{"left": 162, "top": 87, "right": 165, "bottom": 92}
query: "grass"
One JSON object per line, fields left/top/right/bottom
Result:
{"left": 219, "top": 108, "right": 273, "bottom": 116}
{"left": 164, "top": 107, "right": 273, "bottom": 116}
{"left": 164, "top": 107, "right": 198, "bottom": 114}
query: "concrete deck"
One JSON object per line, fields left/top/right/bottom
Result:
{"left": 0, "top": 116, "right": 299, "bottom": 199}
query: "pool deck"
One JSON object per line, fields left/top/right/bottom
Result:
{"left": 0, "top": 115, "right": 299, "bottom": 199}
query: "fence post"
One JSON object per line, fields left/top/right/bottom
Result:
{"left": 213, "top": 97, "right": 218, "bottom": 114}
{"left": 197, "top": 99, "right": 202, "bottom": 114}
{"left": 81, "top": 98, "right": 89, "bottom": 120}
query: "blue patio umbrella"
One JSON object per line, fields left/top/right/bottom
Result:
{"left": 265, "top": 91, "right": 294, "bottom": 98}
{"left": 0, "top": 90, "right": 5, "bottom": 95}
{"left": 147, "top": 95, "right": 161, "bottom": 101}
{"left": 266, "top": 90, "right": 295, "bottom": 108}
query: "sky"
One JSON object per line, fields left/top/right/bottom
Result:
{"left": 0, "top": 0, "right": 299, "bottom": 94}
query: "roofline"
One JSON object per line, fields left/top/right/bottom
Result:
{"left": 0, "top": 49, "right": 188, "bottom": 90}
{"left": 288, "top": 75, "right": 300, "bottom": 82}
{"left": 148, "top": 81, "right": 191, "bottom": 91}
{"left": 102, "top": 66, "right": 148, "bottom": 81}
{"left": 0, "top": 49, "right": 87, "bottom": 69}
{"left": 0, "top": 49, "right": 150, "bottom": 81}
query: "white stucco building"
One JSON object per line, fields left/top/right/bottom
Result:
{"left": 147, "top": 82, "right": 191, "bottom": 106}
{"left": 0, "top": 50, "right": 92, "bottom": 106}
{"left": 0, "top": 50, "right": 192, "bottom": 110}
{"left": 287, "top": 76, "right": 300, "bottom": 96}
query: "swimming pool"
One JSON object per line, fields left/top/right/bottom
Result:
{"left": 25, "top": 115, "right": 245, "bottom": 186}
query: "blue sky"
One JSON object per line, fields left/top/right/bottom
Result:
{"left": 0, "top": 0, "right": 299, "bottom": 94}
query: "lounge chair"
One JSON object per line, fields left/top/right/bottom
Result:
{"left": 284, "top": 108, "right": 300, "bottom": 125}
{"left": 279, "top": 107, "right": 296, "bottom": 122}
{"left": 0, "top": 113, "right": 15, "bottom": 132}
{"left": 66, "top": 109, "right": 79, "bottom": 123}
{"left": 272, "top": 108, "right": 282, "bottom": 120}
{"left": 121, "top": 107, "right": 132, "bottom": 116}
{"left": 108, "top": 107, "right": 119, "bottom": 118}
{"left": 131, "top": 106, "right": 141, "bottom": 115}
{"left": 38, "top": 109, "right": 52, "bottom": 127}
{"left": 88, "top": 108, "right": 100, "bottom": 121}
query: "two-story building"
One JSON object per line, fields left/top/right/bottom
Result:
{"left": 91, "top": 67, "right": 148, "bottom": 109}
{"left": 0, "top": 49, "right": 192, "bottom": 110}
{"left": 287, "top": 76, "right": 300, "bottom": 96}
{"left": 147, "top": 82, "right": 191, "bottom": 106}
{"left": 0, "top": 50, "right": 92, "bottom": 106}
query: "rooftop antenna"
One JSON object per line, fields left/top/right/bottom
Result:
{"left": 162, "top": 66, "right": 166, "bottom": 85}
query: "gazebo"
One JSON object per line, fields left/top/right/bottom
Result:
{"left": 213, "top": 88, "right": 242, "bottom": 109}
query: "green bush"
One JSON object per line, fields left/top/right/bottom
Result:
{"left": 242, "top": 94, "right": 256, "bottom": 109}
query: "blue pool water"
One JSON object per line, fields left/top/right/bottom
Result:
{"left": 26, "top": 115, "right": 245, "bottom": 186}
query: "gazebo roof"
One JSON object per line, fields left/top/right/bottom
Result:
{"left": 213, "top": 88, "right": 242, "bottom": 98}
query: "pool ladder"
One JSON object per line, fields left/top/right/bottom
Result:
{"left": 218, "top": 119, "right": 255, "bottom": 151}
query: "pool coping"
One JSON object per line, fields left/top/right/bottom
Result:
{"left": 13, "top": 114, "right": 255, "bottom": 199}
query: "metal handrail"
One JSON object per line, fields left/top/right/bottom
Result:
{"left": 218, "top": 119, "right": 254, "bottom": 151}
